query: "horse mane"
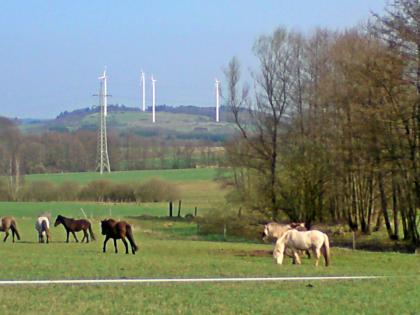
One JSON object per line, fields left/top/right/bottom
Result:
{"left": 38, "top": 212, "right": 52, "bottom": 222}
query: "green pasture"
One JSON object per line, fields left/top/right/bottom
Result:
{"left": 24, "top": 168, "right": 220, "bottom": 185}
{"left": 0, "top": 217, "right": 419, "bottom": 314}
{"left": 0, "top": 168, "right": 419, "bottom": 314}
{"left": 0, "top": 201, "right": 167, "bottom": 218}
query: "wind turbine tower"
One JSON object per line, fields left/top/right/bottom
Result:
{"left": 96, "top": 69, "right": 111, "bottom": 174}
{"left": 215, "top": 78, "right": 220, "bottom": 122}
{"left": 141, "top": 71, "right": 146, "bottom": 112}
{"left": 151, "top": 75, "right": 156, "bottom": 123}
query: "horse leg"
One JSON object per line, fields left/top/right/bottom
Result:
{"left": 103, "top": 236, "right": 110, "bottom": 253}
{"left": 11, "top": 229, "right": 15, "bottom": 242}
{"left": 84, "top": 229, "right": 89, "bottom": 243}
{"left": 66, "top": 231, "right": 70, "bottom": 243}
{"left": 121, "top": 237, "right": 129, "bottom": 254}
{"left": 3, "top": 230, "right": 9, "bottom": 242}
{"left": 313, "top": 247, "right": 321, "bottom": 267}
{"left": 81, "top": 230, "right": 86, "bottom": 243}
{"left": 275, "top": 243, "right": 285, "bottom": 265}
{"left": 72, "top": 231, "right": 79, "bottom": 242}
{"left": 293, "top": 250, "right": 301, "bottom": 265}
{"left": 113, "top": 239, "right": 118, "bottom": 253}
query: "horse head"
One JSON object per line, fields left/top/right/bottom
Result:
{"left": 101, "top": 219, "right": 110, "bottom": 235}
{"left": 54, "top": 215, "right": 63, "bottom": 227}
{"left": 262, "top": 224, "right": 270, "bottom": 241}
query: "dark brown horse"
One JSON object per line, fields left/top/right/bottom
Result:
{"left": 0, "top": 216, "right": 21, "bottom": 242}
{"left": 54, "top": 215, "right": 95, "bottom": 243}
{"left": 101, "top": 219, "right": 138, "bottom": 254}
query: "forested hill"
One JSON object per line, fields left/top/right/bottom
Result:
{"left": 54, "top": 104, "right": 228, "bottom": 121}
{"left": 17, "top": 104, "right": 236, "bottom": 141}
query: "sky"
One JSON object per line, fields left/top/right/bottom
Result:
{"left": 0, "top": 0, "right": 387, "bottom": 119}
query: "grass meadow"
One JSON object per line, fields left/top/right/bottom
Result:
{"left": 0, "top": 217, "right": 419, "bottom": 315}
{"left": 24, "top": 168, "right": 220, "bottom": 185}
{"left": 0, "top": 168, "right": 419, "bottom": 314}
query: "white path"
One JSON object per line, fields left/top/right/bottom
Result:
{"left": 0, "top": 276, "right": 385, "bottom": 286}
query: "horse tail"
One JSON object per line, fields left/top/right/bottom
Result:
{"left": 41, "top": 220, "right": 50, "bottom": 239}
{"left": 321, "top": 233, "right": 331, "bottom": 267}
{"left": 88, "top": 223, "right": 96, "bottom": 241}
{"left": 10, "top": 219, "right": 21, "bottom": 241}
{"left": 126, "top": 224, "right": 138, "bottom": 253}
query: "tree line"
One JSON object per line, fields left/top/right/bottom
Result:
{"left": 0, "top": 117, "right": 223, "bottom": 199}
{"left": 224, "top": 0, "right": 420, "bottom": 247}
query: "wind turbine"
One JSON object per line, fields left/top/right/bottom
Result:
{"left": 151, "top": 75, "right": 157, "bottom": 123}
{"left": 215, "top": 78, "right": 220, "bottom": 122}
{"left": 98, "top": 70, "right": 108, "bottom": 117}
{"left": 141, "top": 71, "right": 146, "bottom": 112}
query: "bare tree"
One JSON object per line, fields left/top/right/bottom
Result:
{"left": 224, "top": 28, "right": 294, "bottom": 220}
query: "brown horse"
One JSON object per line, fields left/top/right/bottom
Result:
{"left": 101, "top": 218, "right": 138, "bottom": 254}
{"left": 54, "top": 215, "right": 95, "bottom": 243}
{"left": 0, "top": 216, "right": 21, "bottom": 242}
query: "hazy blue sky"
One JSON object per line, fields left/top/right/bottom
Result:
{"left": 0, "top": 0, "right": 386, "bottom": 118}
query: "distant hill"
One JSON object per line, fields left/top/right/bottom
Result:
{"left": 17, "top": 104, "right": 238, "bottom": 142}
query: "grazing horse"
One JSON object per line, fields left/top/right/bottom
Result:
{"left": 54, "top": 215, "right": 95, "bottom": 243}
{"left": 263, "top": 222, "right": 310, "bottom": 260}
{"left": 273, "top": 229, "right": 330, "bottom": 267}
{"left": 101, "top": 219, "right": 138, "bottom": 254}
{"left": 0, "top": 216, "right": 21, "bottom": 242}
{"left": 35, "top": 216, "right": 51, "bottom": 243}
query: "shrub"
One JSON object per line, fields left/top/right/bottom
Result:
{"left": 106, "top": 183, "right": 136, "bottom": 202}
{"left": 79, "top": 180, "right": 113, "bottom": 202}
{"left": 0, "top": 179, "right": 11, "bottom": 201}
{"left": 135, "top": 178, "right": 180, "bottom": 202}
{"left": 20, "top": 180, "right": 57, "bottom": 201}
{"left": 56, "top": 181, "right": 81, "bottom": 201}
{"left": 198, "top": 207, "right": 265, "bottom": 240}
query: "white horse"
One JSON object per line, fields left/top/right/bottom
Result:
{"left": 35, "top": 216, "right": 51, "bottom": 243}
{"left": 263, "top": 222, "right": 310, "bottom": 262}
{"left": 273, "top": 229, "right": 330, "bottom": 266}
{"left": 263, "top": 222, "right": 292, "bottom": 241}
{"left": 263, "top": 222, "right": 306, "bottom": 241}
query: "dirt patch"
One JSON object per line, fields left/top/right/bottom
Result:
{"left": 236, "top": 250, "right": 273, "bottom": 257}
{"left": 214, "top": 248, "right": 272, "bottom": 257}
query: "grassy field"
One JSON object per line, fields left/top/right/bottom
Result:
{"left": 0, "top": 168, "right": 419, "bottom": 314}
{"left": 0, "top": 217, "right": 419, "bottom": 314}
{"left": 24, "top": 168, "right": 220, "bottom": 184}
{"left": 1, "top": 170, "right": 227, "bottom": 218}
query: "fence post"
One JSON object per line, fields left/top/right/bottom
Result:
{"left": 223, "top": 224, "right": 227, "bottom": 241}
{"left": 169, "top": 201, "right": 173, "bottom": 217}
{"left": 194, "top": 206, "right": 198, "bottom": 217}
{"left": 177, "top": 200, "right": 182, "bottom": 217}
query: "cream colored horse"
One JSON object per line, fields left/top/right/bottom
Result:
{"left": 35, "top": 216, "right": 51, "bottom": 243}
{"left": 263, "top": 222, "right": 292, "bottom": 241}
{"left": 273, "top": 229, "right": 330, "bottom": 266}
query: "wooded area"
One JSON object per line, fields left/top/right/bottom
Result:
{"left": 0, "top": 121, "right": 222, "bottom": 173}
{"left": 224, "top": 0, "right": 420, "bottom": 246}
